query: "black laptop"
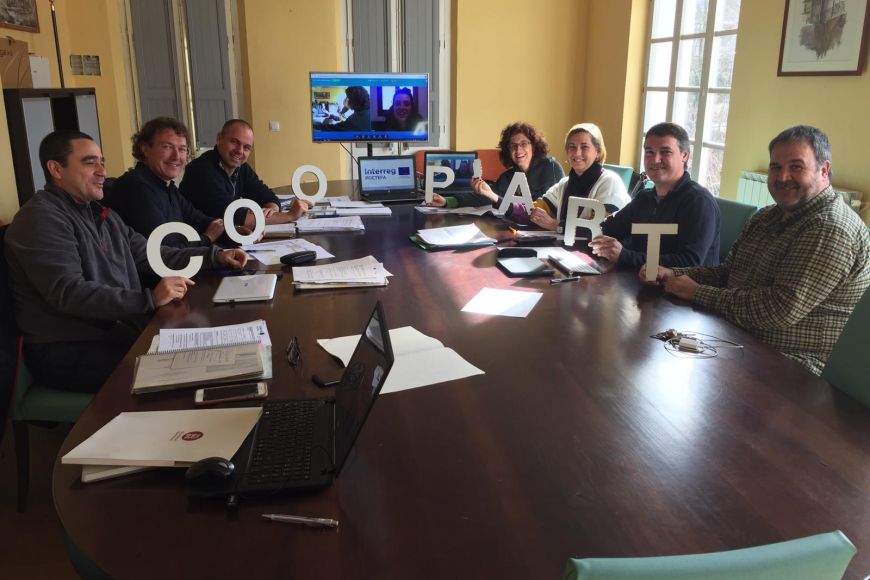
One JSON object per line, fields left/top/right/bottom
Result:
{"left": 423, "top": 151, "right": 479, "bottom": 194}
{"left": 357, "top": 155, "right": 423, "bottom": 203}
{"left": 188, "top": 301, "right": 394, "bottom": 497}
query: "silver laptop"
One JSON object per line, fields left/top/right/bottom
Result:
{"left": 212, "top": 274, "right": 278, "bottom": 303}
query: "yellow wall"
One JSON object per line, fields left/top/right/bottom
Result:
{"left": 0, "top": 0, "right": 133, "bottom": 222}
{"left": 453, "top": 0, "right": 588, "bottom": 164}
{"left": 62, "top": 0, "right": 136, "bottom": 176}
{"left": 584, "top": 0, "right": 648, "bottom": 168}
{"left": 0, "top": 74, "right": 16, "bottom": 224}
{"left": 721, "top": 0, "right": 870, "bottom": 225}
{"left": 236, "top": 0, "right": 347, "bottom": 185}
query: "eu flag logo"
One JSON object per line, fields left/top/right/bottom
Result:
{"left": 398, "top": 167, "right": 410, "bottom": 176}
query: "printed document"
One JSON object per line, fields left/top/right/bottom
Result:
{"left": 461, "top": 287, "right": 543, "bottom": 318}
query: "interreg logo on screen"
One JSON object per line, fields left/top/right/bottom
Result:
{"left": 361, "top": 160, "right": 412, "bottom": 188}
{"left": 145, "top": 164, "right": 328, "bottom": 277}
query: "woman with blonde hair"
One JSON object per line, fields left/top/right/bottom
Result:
{"left": 508, "top": 122, "right": 630, "bottom": 231}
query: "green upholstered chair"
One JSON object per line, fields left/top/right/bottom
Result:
{"left": 823, "top": 287, "right": 870, "bottom": 407}
{"left": 715, "top": 197, "right": 758, "bottom": 262}
{"left": 0, "top": 225, "right": 93, "bottom": 511}
{"left": 603, "top": 163, "right": 634, "bottom": 191}
{"left": 563, "top": 531, "right": 856, "bottom": 580}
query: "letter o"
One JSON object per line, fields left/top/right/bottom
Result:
{"left": 224, "top": 198, "right": 265, "bottom": 245}
{"left": 292, "top": 164, "right": 327, "bottom": 204}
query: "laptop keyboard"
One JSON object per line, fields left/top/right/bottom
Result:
{"left": 244, "top": 399, "right": 318, "bottom": 486}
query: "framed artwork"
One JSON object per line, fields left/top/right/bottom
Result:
{"left": 778, "top": 0, "right": 870, "bottom": 76}
{"left": 0, "top": 0, "right": 39, "bottom": 33}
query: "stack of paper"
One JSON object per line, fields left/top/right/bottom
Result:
{"left": 415, "top": 205, "right": 503, "bottom": 217}
{"left": 295, "top": 215, "right": 365, "bottom": 233}
{"left": 292, "top": 255, "right": 392, "bottom": 290}
{"left": 328, "top": 198, "right": 392, "bottom": 216}
{"left": 150, "top": 319, "right": 272, "bottom": 353}
{"left": 242, "top": 238, "right": 333, "bottom": 264}
{"left": 318, "top": 326, "right": 484, "bottom": 394}
{"left": 412, "top": 223, "right": 495, "bottom": 250}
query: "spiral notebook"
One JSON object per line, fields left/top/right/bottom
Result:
{"left": 131, "top": 342, "right": 268, "bottom": 395}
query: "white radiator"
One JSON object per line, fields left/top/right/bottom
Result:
{"left": 736, "top": 171, "right": 864, "bottom": 216}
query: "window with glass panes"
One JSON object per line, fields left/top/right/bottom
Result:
{"left": 642, "top": 0, "right": 741, "bottom": 195}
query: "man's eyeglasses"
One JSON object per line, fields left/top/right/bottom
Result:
{"left": 286, "top": 336, "right": 301, "bottom": 367}
{"left": 509, "top": 141, "right": 532, "bottom": 151}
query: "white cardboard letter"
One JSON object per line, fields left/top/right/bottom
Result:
{"left": 425, "top": 165, "right": 455, "bottom": 203}
{"left": 146, "top": 223, "right": 203, "bottom": 278}
{"left": 472, "top": 159, "right": 482, "bottom": 179}
{"left": 632, "top": 223, "right": 679, "bottom": 281}
{"left": 224, "top": 199, "right": 265, "bottom": 245}
{"left": 563, "top": 198, "right": 607, "bottom": 246}
{"left": 292, "top": 164, "right": 327, "bottom": 205}
{"left": 496, "top": 173, "right": 533, "bottom": 214}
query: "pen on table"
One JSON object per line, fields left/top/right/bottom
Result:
{"left": 245, "top": 248, "right": 276, "bottom": 254}
{"left": 309, "top": 213, "right": 338, "bottom": 219}
{"left": 550, "top": 276, "right": 581, "bottom": 284}
{"left": 262, "top": 513, "right": 339, "bottom": 528}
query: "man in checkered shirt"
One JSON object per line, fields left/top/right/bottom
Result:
{"left": 643, "top": 125, "right": 870, "bottom": 375}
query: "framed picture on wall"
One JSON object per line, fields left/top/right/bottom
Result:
{"left": 779, "top": 0, "right": 870, "bottom": 75}
{"left": 0, "top": 0, "right": 39, "bottom": 33}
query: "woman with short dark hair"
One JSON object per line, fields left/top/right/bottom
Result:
{"left": 429, "top": 121, "right": 563, "bottom": 208}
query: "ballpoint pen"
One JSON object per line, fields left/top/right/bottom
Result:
{"left": 550, "top": 276, "right": 581, "bottom": 284}
{"left": 262, "top": 513, "right": 339, "bottom": 528}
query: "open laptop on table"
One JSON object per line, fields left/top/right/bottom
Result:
{"left": 357, "top": 155, "right": 422, "bottom": 203}
{"left": 187, "top": 300, "right": 394, "bottom": 497}
{"left": 423, "top": 151, "right": 479, "bottom": 195}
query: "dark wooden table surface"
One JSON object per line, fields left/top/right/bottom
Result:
{"left": 54, "top": 186, "right": 870, "bottom": 579}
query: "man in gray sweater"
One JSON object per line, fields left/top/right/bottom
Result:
{"left": 4, "top": 130, "right": 248, "bottom": 392}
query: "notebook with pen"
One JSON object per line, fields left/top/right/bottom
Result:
{"left": 187, "top": 300, "right": 394, "bottom": 497}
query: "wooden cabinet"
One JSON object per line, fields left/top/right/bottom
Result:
{"left": 3, "top": 88, "right": 101, "bottom": 206}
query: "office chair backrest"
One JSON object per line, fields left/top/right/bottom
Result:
{"left": 564, "top": 530, "right": 856, "bottom": 580}
{"left": 823, "top": 286, "right": 870, "bottom": 407}
{"left": 602, "top": 163, "right": 634, "bottom": 191}
{"left": 476, "top": 149, "right": 507, "bottom": 182}
{"left": 715, "top": 197, "right": 758, "bottom": 262}
{"left": 0, "top": 225, "right": 16, "bottom": 434}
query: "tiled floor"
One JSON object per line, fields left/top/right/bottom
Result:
{"left": 0, "top": 421, "right": 78, "bottom": 579}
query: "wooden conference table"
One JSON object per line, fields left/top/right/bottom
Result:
{"left": 54, "top": 182, "right": 870, "bottom": 579}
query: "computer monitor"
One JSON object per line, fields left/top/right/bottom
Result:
{"left": 310, "top": 72, "right": 429, "bottom": 143}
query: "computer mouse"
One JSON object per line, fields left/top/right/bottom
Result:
{"left": 185, "top": 457, "right": 235, "bottom": 484}
{"left": 280, "top": 250, "right": 317, "bottom": 266}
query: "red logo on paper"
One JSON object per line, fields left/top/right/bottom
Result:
{"left": 181, "top": 431, "right": 203, "bottom": 441}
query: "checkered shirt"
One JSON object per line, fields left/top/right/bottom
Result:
{"left": 673, "top": 187, "right": 870, "bottom": 375}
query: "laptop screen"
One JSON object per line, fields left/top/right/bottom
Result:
{"left": 358, "top": 156, "right": 416, "bottom": 193}
{"left": 333, "top": 301, "right": 394, "bottom": 473}
{"left": 424, "top": 151, "right": 478, "bottom": 189}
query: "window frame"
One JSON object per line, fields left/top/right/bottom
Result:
{"left": 641, "top": 0, "right": 740, "bottom": 195}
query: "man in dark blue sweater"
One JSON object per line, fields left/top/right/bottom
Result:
{"left": 105, "top": 117, "right": 226, "bottom": 248}
{"left": 180, "top": 119, "right": 308, "bottom": 228}
{"left": 588, "top": 122, "right": 720, "bottom": 269}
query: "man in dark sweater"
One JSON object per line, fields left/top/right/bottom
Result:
{"left": 588, "top": 122, "right": 720, "bottom": 269}
{"left": 4, "top": 131, "right": 248, "bottom": 393}
{"left": 180, "top": 119, "right": 308, "bottom": 227}
{"left": 104, "top": 117, "right": 226, "bottom": 248}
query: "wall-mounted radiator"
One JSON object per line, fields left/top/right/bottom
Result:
{"left": 736, "top": 171, "right": 865, "bottom": 220}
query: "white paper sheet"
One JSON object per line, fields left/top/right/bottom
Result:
{"left": 416, "top": 223, "right": 494, "bottom": 247}
{"left": 318, "top": 326, "right": 484, "bottom": 394}
{"left": 295, "top": 215, "right": 365, "bottom": 233}
{"left": 292, "top": 255, "right": 391, "bottom": 285}
{"left": 461, "top": 287, "right": 543, "bottom": 318}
